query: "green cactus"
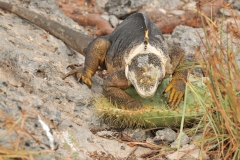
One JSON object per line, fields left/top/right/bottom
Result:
{"left": 95, "top": 75, "right": 211, "bottom": 128}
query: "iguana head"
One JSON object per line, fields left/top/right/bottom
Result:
{"left": 125, "top": 53, "right": 166, "bottom": 98}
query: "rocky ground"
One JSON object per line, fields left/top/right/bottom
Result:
{"left": 0, "top": 0, "right": 239, "bottom": 159}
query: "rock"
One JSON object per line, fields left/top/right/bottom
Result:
{"left": 167, "top": 144, "right": 209, "bottom": 160}
{"left": 168, "top": 25, "right": 205, "bottom": 77}
{"left": 166, "top": 150, "right": 185, "bottom": 160}
{"left": 109, "top": 15, "right": 119, "bottom": 27}
{"left": 219, "top": 8, "right": 240, "bottom": 17}
{"left": 169, "top": 25, "right": 204, "bottom": 59}
{"left": 170, "top": 10, "right": 185, "bottom": 16}
{"left": 233, "top": 1, "right": 240, "bottom": 10}
{"left": 183, "top": 1, "right": 196, "bottom": 11}
{"left": 101, "top": 12, "right": 110, "bottom": 21}
{"left": 55, "top": 120, "right": 150, "bottom": 159}
{"left": 191, "top": 133, "right": 203, "bottom": 143}
{"left": 153, "top": 128, "right": 177, "bottom": 144}
{"left": 95, "top": 0, "right": 109, "bottom": 10}
{"left": 149, "top": 0, "right": 183, "bottom": 10}
{"left": 96, "top": 130, "right": 117, "bottom": 138}
{"left": 170, "top": 132, "right": 190, "bottom": 148}
{"left": 123, "top": 128, "right": 148, "bottom": 142}
{"left": 105, "top": 0, "right": 147, "bottom": 18}
{"left": 146, "top": 137, "right": 155, "bottom": 144}
{"left": 159, "top": 8, "right": 167, "bottom": 14}
{"left": 0, "top": 0, "right": 106, "bottom": 159}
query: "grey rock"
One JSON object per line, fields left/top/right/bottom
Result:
{"left": 149, "top": 0, "right": 183, "bottom": 10}
{"left": 109, "top": 15, "right": 119, "bottom": 27}
{"left": 123, "top": 128, "right": 148, "bottom": 142}
{"left": 153, "top": 128, "right": 177, "bottom": 144}
{"left": 191, "top": 133, "right": 203, "bottom": 143}
{"left": 95, "top": 0, "right": 109, "bottom": 10}
{"left": 101, "top": 12, "right": 110, "bottom": 21}
{"left": 96, "top": 130, "right": 117, "bottom": 137}
{"left": 170, "top": 132, "right": 190, "bottom": 148}
{"left": 166, "top": 150, "right": 185, "bottom": 160}
{"left": 0, "top": 0, "right": 95, "bottom": 159}
{"left": 146, "top": 137, "right": 155, "bottom": 144}
{"left": 228, "top": 0, "right": 236, "bottom": 3}
{"left": 219, "top": 8, "right": 240, "bottom": 17}
{"left": 105, "top": 0, "right": 147, "bottom": 18}
{"left": 169, "top": 25, "right": 204, "bottom": 59}
{"left": 55, "top": 120, "right": 149, "bottom": 159}
{"left": 233, "top": 1, "right": 240, "bottom": 10}
{"left": 167, "top": 144, "right": 209, "bottom": 160}
{"left": 0, "top": 79, "right": 58, "bottom": 158}
{"left": 168, "top": 26, "right": 205, "bottom": 77}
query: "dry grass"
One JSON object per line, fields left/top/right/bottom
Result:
{"left": 0, "top": 109, "right": 55, "bottom": 160}
{"left": 189, "top": 4, "right": 240, "bottom": 159}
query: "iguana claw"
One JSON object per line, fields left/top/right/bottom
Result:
{"left": 164, "top": 78, "right": 186, "bottom": 109}
{"left": 63, "top": 64, "right": 92, "bottom": 88}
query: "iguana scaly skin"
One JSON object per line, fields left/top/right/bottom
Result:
{"left": 0, "top": 1, "right": 188, "bottom": 109}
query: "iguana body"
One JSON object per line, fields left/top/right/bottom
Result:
{"left": 0, "top": 1, "right": 188, "bottom": 109}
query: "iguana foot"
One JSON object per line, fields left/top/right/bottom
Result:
{"left": 63, "top": 64, "right": 93, "bottom": 88}
{"left": 164, "top": 78, "right": 186, "bottom": 109}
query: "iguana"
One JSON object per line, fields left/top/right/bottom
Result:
{"left": 0, "top": 1, "right": 188, "bottom": 109}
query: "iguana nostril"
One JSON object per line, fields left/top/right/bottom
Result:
{"left": 150, "top": 85, "right": 153, "bottom": 90}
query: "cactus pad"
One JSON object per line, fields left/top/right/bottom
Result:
{"left": 95, "top": 75, "right": 211, "bottom": 128}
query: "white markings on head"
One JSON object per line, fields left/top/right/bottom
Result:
{"left": 124, "top": 42, "right": 168, "bottom": 77}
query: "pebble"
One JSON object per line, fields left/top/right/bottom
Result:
{"left": 109, "top": 15, "right": 119, "bottom": 28}
{"left": 157, "top": 0, "right": 183, "bottom": 10}
{"left": 170, "top": 132, "right": 190, "bottom": 148}
{"left": 167, "top": 144, "right": 210, "bottom": 160}
{"left": 96, "top": 130, "right": 116, "bottom": 137}
{"left": 170, "top": 10, "right": 185, "bottom": 16}
{"left": 219, "top": 8, "right": 240, "bottom": 17}
{"left": 233, "top": 1, "right": 240, "bottom": 10}
{"left": 123, "top": 128, "right": 148, "bottom": 142}
{"left": 153, "top": 128, "right": 177, "bottom": 144}
{"left": 190, "top": 133, "right": 202, "bottom": 143}
{"left": 159, "top": 8, "right": 167, "bottom": 14}
{"left": 146, "top": 137, "right": 155, "bottom": 144}
{"left": 101, "top": 12, "right": 110, "bottom": 21}
{"left": 183, "top": 1, "right": 196, "bottom": 11}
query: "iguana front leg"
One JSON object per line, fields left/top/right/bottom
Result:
{"left": 164, "top": 44, "right": 188, "bottom": 108}
{"left": 63, "top": 38, "right": 111, "bottom": 87}
{"left": 103, "top": 69, "right": 143, "bottom": 110}
{"left": 165, "top": 69, "right": 188, "bottom": 108}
